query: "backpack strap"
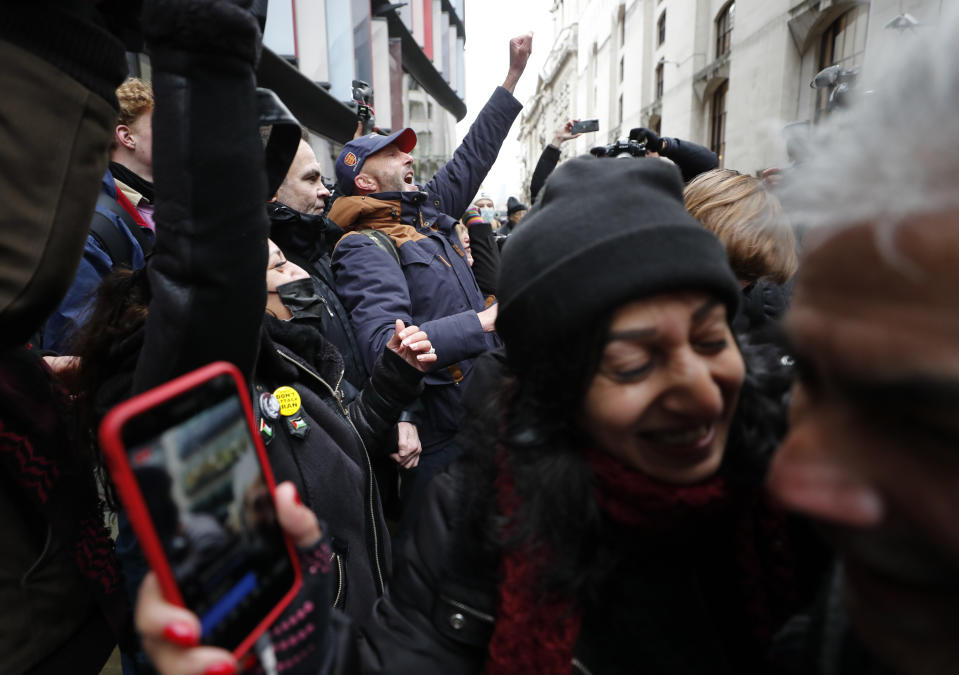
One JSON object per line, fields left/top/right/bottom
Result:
{"left": 89, "top": 192, "right": 152, "bottom": 269}
{"left": 359, "top": 229, "right": 401, "bottom": 266}
{"left": 356, "top": 228, "right": 467, "bottom": 384}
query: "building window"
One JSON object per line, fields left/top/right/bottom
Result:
{"left": 618, "top": 94, "right": 624, "bottom": 124}
{"left": 618, "top": 13, "right": 625, "bottom": 46}
{"left": 619, "top": 56, "right": 625, "bottom": 83}
{"left": 655, "top": 62, "right": 664, "bottom": 99}
{"left": 716, "top": 1, "right": 734, "bottom": 59}
{"left": 650, "top": 115, "right": 661, "bottom": 136}
{"left": 657, "top": 11, "right": 666, "bottom": 46}
{"left": 816, "top": 4, "right": 869, "bottom": 120}
{"left": 326, "top": 2, "right": 354, "bottom": 101}
{"left": 710, "top": 80, "right": 728, "bottom": 167}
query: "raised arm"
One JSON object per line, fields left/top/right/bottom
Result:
{"left": 424, "top": 34, "right": 531, "bottom": 217}
{"left": 501, "top": 33, "right": 533, "bottom": 94}
{"left": 529, "top": 119, "right": 582, "bottom": 203}
{"left": 133, "top": 0, "right": 269, "bottom": 393}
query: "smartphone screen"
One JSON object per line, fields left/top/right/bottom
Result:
{"left": 571, "top": 119, "right": 600, "bottom": 134}
{"left": 110, "top": 368, "right": 298, "bottom": 653}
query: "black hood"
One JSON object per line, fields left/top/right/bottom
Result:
{"left": 267, "top": 202, "right": 343, "bottom": 266}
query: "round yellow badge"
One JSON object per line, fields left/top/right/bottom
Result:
{"left": 272, "top": 386, "right": 302, "bottom": 417}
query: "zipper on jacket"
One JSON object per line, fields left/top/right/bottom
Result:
{"left": 332, "top": 551, "right": 344, "bottom": 608}
{"left": 21, "top": 524, "right": 54, "bottom": 586}
{"left": 275, "top": 349, "right": 386, "bottom": 596}
{"left": 571, "top": 658, "right": 595, "bottom": 675}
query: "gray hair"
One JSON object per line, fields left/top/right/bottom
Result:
{"left": 779, "top": 4, "right": 959, "bottom": 239}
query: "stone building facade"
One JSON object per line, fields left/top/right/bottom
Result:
{"left": 518, "top": 0, "right": 940, "bottom": 199}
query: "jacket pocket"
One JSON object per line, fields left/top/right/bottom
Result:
{"left": 399, "top": 242, "right": 464, "bottom": 321}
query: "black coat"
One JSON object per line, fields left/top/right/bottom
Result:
{"left": 255, "top": 317, "right": 423, "bottom": 622}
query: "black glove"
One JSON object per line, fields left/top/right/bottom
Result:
{"left": 631, "top": 127, "right": 666, "bottom": 153}
{"left": 143, "top": 0, "right": 262, "bottom": 65}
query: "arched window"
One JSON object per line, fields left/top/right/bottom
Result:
{"left": 655, "top": 62, "right": 664, "bottom": 100}
{"left": 816, "top": 5, "right": 869, "bottom": 120}
{"left": 716, "top": 1, "right": 735, "bottom": 59}
{"left": 657, "top": 11, "right": 667, "bottom": 46}
{"left": 710, "top": 80, "right": 728, "bottom": 167}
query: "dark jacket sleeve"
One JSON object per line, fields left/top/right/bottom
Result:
{"left": 661, "top": 137, "right": 719, "bottom": 183}
{"left": 425, "top": 87, "right": 523, "bottom": 219}
{"left": 345, "top": 348, "right": 425, "bottom": 456}
{"left": 132, "top": 1, "right": 269, "bottom": 394}
{"left": 464, "top": 220, "right": 500, "bottom": 298}
{"left": 529, "top": 144, "right": 561, "bottom": 204}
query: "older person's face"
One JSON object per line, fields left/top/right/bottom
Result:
{"left": 767, "top": 213, "right": 959, "bottom": 673}
{"left": 580, "top": 291, "right": 744, "bottom": 484}
{"left": 275, "top": 140, "right": 331, "bottom": 214}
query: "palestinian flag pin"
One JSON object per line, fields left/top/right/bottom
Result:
{"left": 287, "top": 415, "right": 310, "bottom": 439}
{"left": 259, "top": 418, "right": 274, "bottom": 445}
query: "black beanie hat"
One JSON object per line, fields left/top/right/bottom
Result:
{"left": 257, "top": 88, "right": 302, "bottom": 201}
{"left": 496, "top": 156, "right": 740, "bottom": 368}
{"left": 507, "top": 196, "right": 527, "bottom": 216}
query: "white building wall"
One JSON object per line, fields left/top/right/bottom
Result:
{"left": 371, "top": 18, "right": 393, "bottom": 131}
{"left": 411, "top": 0, "right": 425, "bottom": 46}
{"left": 520, "top": 0, "right": 942, "bottom": 185}
{"left": 432, "top": 0, "right": 444, "bottom": 73}
{"left": 292, "top": 0, "right": 329, "bottom": 83}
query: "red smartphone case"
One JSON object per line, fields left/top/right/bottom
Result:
{"left": 99, "top": 361, "right": 302, "bottom": 659}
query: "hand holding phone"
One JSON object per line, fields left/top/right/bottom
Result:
{"left": 100, "top": 362, "right": 302, "bottom": 659}
{"left": 135, "top": 481, "right": 326, "bottom": 675}
{"left": 570, "top": 119, "right": 600, "bottom": 134}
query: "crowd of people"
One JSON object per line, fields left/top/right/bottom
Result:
{"left": 3, "top": 1, "right": 959, "bottom": 674}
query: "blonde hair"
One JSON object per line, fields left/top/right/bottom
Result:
{"left": 684, "top": 169, "right": 797, "bottom": 285}
{"left": 116, "top": 77, "right": 154, "bottom": 128}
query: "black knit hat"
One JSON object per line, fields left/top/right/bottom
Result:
{"left": 496, "top": 156, "right": 740, "bottom": 368}
{"left": 507, "top": 196, "right": 528, "bottom": 216}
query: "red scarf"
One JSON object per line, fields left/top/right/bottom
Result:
{"left": 484, "top": 448, "right": 731, "bottom": 675}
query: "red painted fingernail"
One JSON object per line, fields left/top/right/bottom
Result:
{"left": 203, "top": 662, "right": 237, "bottom": 675}
{"left": 292, "top": 485, "right": 303, "bottom": 506}
{"left": 162, "top": 620, "right": 199, "bottom": 648}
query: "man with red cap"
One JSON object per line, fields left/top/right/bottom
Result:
{"left": 329, "top": 33, "right": 532, "bottom": 546}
